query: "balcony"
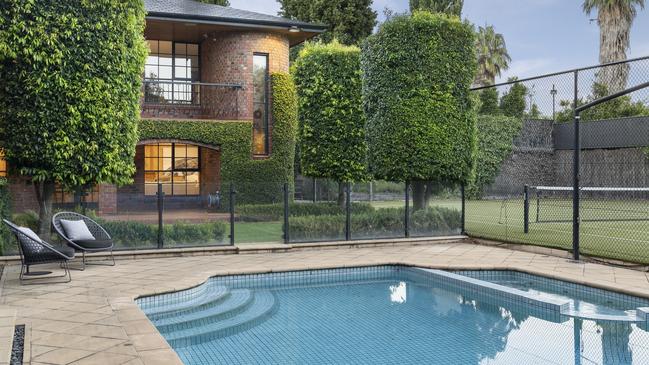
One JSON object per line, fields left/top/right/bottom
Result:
{"left": 141, "top": 79, "right": 244, "bottom": 120}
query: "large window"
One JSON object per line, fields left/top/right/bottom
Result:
{"left": 144, "top": 143, "right": 200, "bottom": 196}
{"left": 144, "top": 40, "right": 200, "bottom": 104}
{"left": 253, "top": 53, "right": 269, "bottom": 155}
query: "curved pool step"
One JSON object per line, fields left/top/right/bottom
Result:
{"left": 154, "top": 289, "right": 254, "bottom": 332}
{"left": 166, "top": 290, "right": 278, "bottom": 348}
{"left": 145, "top": 285, "right": 230, "bottom": 320}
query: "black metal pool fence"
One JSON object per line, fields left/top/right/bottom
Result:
{"left": 467, "top": 56, "right": 649, "bottom": 264}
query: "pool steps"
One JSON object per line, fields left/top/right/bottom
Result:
{"left": 150, "top": 289, "right": 278, "bottom": 348}
{"left": 141, "top": 284, "right": 230, "bottom": 320}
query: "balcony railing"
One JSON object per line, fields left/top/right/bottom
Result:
{"left": 141, "top": 80, "right": 244, "bottom": 120}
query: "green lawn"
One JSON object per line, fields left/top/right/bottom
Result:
{"left": 465, "top": 199, "right": 649, "bottom": 264}
{"left": 231, "top": 222, "right": 283, "bottom": 245}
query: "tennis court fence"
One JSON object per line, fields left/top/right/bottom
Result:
{"left": 465, "top": 56, "right": 649, "bottom": 265}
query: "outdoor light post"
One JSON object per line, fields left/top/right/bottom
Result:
{"left": 551, "top": 84, "right": 558, "bottom": 121}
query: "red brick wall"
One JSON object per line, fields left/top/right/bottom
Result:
{"left": 141, "top": 30, "right": 290, "bottom": 122}
{"left": 8, "top": 177, "right": 39, "bottom": 213}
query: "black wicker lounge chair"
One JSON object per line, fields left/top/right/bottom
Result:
{"left": 3, "top": 219, "right": 74, "bottom": 284}
{"left": 52, "top": 212, "right": 115, "bottom": 270}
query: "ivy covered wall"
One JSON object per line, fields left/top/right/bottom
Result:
{"left": 138, "top": 73, "right": 298, "bottom": 203}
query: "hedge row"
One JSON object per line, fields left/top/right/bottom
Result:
{"left": 93, "top": 217, "right": 226, "bottom": 248}
{"left": 290, "top": 206, "right": 461, "bottom": 241}
{"left": 138, "top": 73, "right": 297, "bottom": 204}
{"left": 0, "top": 179, "right": 11, "bottom": 255}
{"left": 237, "top": 202, "right": 374, "bottom": 222}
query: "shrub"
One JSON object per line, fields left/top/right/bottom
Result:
{"left": 467, "top": 115, "right": 522, "bottom": 198}
{"left": 292, "top": 41, "right": 367, "bottom": 183}
{"left": 0, "top": 179, "right": 11, "bottom": 254}
{"left": 290, "top": 206, "right": 461, "bottom": 241}
{"left": 89, "top": 214, "right": 226, "bottom": 248}
{"left": 361, "top": 12, "right": 477, "bottom": 209}
{"left": 499, "top": 80, "right": 528, "bottom": 118}
{"left": 238, "top": 202, "right": 374, "bottom": 222}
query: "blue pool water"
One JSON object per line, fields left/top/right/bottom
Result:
{"left": 137, "top": 266, "right": 649, "bottom": 365}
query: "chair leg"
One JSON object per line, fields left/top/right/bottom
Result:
{"left": 81, "top": 249, "right": 116, "bottom": 267}
{"left": 20, "top": 262, "right": 72, "bottom": 285}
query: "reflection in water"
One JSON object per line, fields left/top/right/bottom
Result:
{"left": 390, "top": 281, "right": 407, "bottom": 303}
{"left": 597, "top": 320, "right": 633, "bottom": 364}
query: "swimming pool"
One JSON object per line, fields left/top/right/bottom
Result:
{"left": 137, "top": 266, "right": 649, "bottom": 364}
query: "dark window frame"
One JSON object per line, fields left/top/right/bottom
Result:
{"left": 144, "top": 40, "right": 201, "bottom": 105}
{"left": 144, "top": 143, "right": 202, "bottom": 197}
{"left": 253, "top": 52, "right": 270, "bottom": 156}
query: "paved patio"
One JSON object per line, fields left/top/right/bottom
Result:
{"left": 2, "top": 239, "right": 649, "bottom": 365}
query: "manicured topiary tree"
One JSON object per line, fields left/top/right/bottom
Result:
{"left": 0, "top": 0, "right": 147, "bottom": 235}
{"left": 361, "top": 11, "right": 477, "bottom": 210}
{"left": 292, "top": 41, "right": 367, "bottom": 206}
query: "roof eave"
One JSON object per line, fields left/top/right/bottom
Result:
{"left": 146, "top": 12, "right": 328, "bottom": 34}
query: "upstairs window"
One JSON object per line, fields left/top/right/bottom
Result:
{"left": 253, "top": 53, "right": 269, "bottom": 155}
{"left": 144, "top": 41, "right": 200, "bottom": 104}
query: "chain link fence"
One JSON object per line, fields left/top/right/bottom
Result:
{"left": 466, "top": 56, "right": 649, "bottom": 264}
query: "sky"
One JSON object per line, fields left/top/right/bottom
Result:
{"left": 229, "top": 0, "right": 649, "bottom": 82}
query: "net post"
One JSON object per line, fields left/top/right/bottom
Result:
{"left": 523, "top": 185, "right": 530, "bottom": 234}
{"left": 572, "top": 71, "right": 581, "bottom": 260}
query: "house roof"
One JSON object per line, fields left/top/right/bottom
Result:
{"left": 144, "top": 0, "right": 327, "bottom": 33}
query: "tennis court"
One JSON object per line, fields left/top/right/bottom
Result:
{"left": 465, "top": 197, "right": 649, "bottom": 264}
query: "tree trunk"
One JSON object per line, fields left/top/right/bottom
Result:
{"left": 34, "top": 181, "right": 56, "bottom": 239}
{"left": 412, "top": 181, "right": 427, "bottom": 211}
{"left": 597, "top": 6, "right": 632, "bottom": 93}
{"left": 337, "top": 182, "right": 346, "bottom": 209}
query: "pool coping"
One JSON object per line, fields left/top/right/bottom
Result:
{"left": 5, "top": 241, "right": 649, "bottom": 364}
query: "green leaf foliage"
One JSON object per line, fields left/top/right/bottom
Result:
{"left": 138, "top": 73, "right": 298, "bottom": 204}
{"left": 0, "top": 0, "right": 147, "bottom": 189}
{"left": 409, "top": 0, "right": 464, "bottom": 16}
{"left": 478, "top": 88, "right": 501, "bottom": 115}
{"left": 292, "top": 41, "right": 367, "bottom": 183}
{"left": 361, "top": 11, "right": 477, "bottom": 184}
{"left": 278, "top": 0, "right": 377, "bottom": 45}
{"left": 499, "top": 80, "right": 528, "bottom": 119}
{"left": 0, "top": 178, "right": 10, "bottom": 254}
{"left": 467, "top": 115, "right": 522, "bottom": 198}
{"left": 556, "top": 82, "right": 649, "bottom": 122}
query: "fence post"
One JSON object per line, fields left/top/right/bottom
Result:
{"left": 572, "top": 71, "right": 581, "bottom": 260}
{"left": 405, "top": 181, "right": 410, "bottom": 238}
{"left": 523, "top": 184, "right": 530, "bottom": 234}
{"left": 312, "top": 178, "right": 317, "bottom": 203}
{"left": 460, "top": 183, "right": 466, "bottom": 235}
{"left": 229, "top": 183, "right": 236, "bottom": 246}
{"left": 156, "top": 183, "right": 164, "bottom": 249}
{"left": 345, "top": 182, "right": 352, "bottom": 241}
{"left": 283, "top": 183, "right": 290, "bottom": 244}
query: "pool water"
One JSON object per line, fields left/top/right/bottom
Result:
{"left": 138, "top": 266, "right": 649, "bottom": 365}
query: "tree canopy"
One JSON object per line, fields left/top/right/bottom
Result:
{"left": 409, "top": 0, "right": 464, "bottom": 16}
{"left": 362, "top": 12, "right": 477, "bottom": 208}
{"left": 292, "top": 41, "right": 367, "bottom": 189}
{"left": 0, "top": 0, "right": 147, "bottom": 233}
{"left": 278, "top": 0, "right": 377, "bottom": 45}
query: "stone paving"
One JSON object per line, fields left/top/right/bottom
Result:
{"left": 2, "top": 239, "right": 649, "bottom": 365}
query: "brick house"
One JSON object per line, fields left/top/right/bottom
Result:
{"left": 5, "top": 0, "right": 324, "bottom": 215}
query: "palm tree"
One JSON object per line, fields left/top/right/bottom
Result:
{"left": 583, "top": 0, "right": 645, "bottom": 92}
{"left": 474, "top": 25, "right": 511, "bottom": 87}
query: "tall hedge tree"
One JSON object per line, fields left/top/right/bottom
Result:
{"left": 362, "top": 12, "right": 477, "bottom": 210}
{"left": 292, "top": 42, "right": 367, "bottom": 206}
{"left": 0, "top": 0, "right": 147, "bottom": 235}
{"left": 278, "top": 0, "right": 377, "bottom": 45}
